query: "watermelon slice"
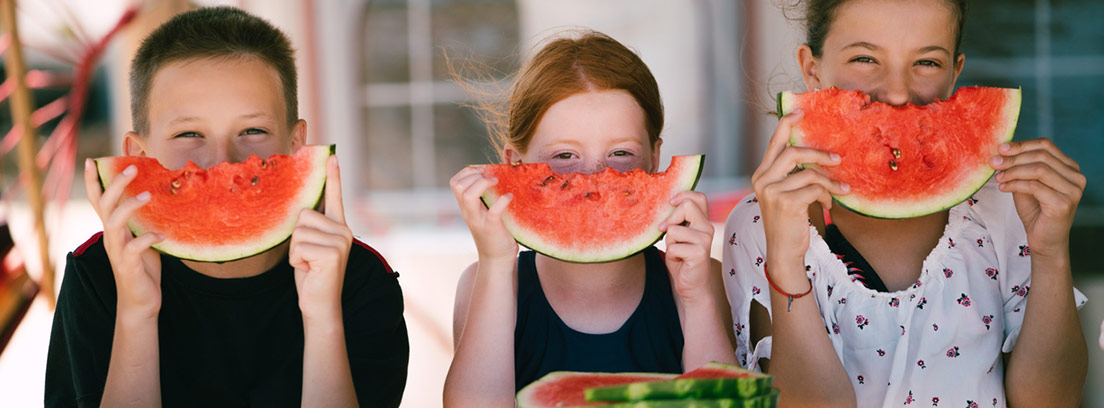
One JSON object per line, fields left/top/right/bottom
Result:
{"left": 480, "top": 155, "right": 704, "bottom": 263}
{"left": 94, "top": 145, "right": 333, "bottom": 262}
{"left": 597, "top": 392, "right": 779, "bottom": 408}
{"left": 778, "top": 86, "right": 1020, "bottom": 219}
{"left": 586, "top": 362, "right": 773, "bottom": 402}
{"left": 517, "top": 371, "right": 676, "bottom": 408}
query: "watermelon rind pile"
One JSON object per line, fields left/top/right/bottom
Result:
{"left": 777, "top": 86, "right": 1021, "bottom": 219}
{"left": 480, "top": 155, "right": 704, "bottom": 264}
{"left": 517, "top": 362, "right": 779, "bottom": 408}
{"left": 95, "top": 145, "right": 333, "bottom": 262}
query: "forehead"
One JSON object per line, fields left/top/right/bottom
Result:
{"left": 529, "top": 90, "right": 648, "bottom": 149}
{"left": 147, "top": 57, "right": 287, "bottom": 124}
{"left": 827, "top": 0, "right": 957, "bottom": 51}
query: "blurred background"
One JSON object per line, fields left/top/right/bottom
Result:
{"left": 0, "top": 0, "right": 1100, "bottom": 406}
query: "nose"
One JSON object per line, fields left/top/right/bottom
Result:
{"left": 200, "top": 137, "right": 241, "bottom": 168}
{"left": 579, "top": 159, "right": 607, "bottom": 175}
{"left": 876, "top": 70, "right": 912, "bottom": 107}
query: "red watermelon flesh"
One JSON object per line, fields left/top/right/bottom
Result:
{"left": 517, "top": 371, "right": 676, "bottom": 408}
{"left": 94, "top": 145, "right": 333, "bottom": 262}
{"left": 480, "top": 155, "right": 704, "bottom": 263}
{"left": 779, "top": 86, "right": 1020, "bottom": 219}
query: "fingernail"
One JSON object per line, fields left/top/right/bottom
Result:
{"left": 999, "top": 143, "right": 1011, "bottom": 153}
{"left": 990, "top": 156, "right": 1003, "bottom": 166}
{"left": 792, "top": 109, "right": 804, "bottom": 118}
{"left": 123, "top": 165, "right": 137, "bottom": 177}
{"left": 995, "top": 171, "right": 1004, "bottom": 182}
{"left": 137, "top": 191, "right": 151, "bottom": 201}
{"left": 840, "top": 182, "right": 851, "bottom": 193}
{"left": 830, "top": 153, "right": 841, "bottom": 162}
{"left": 85, "top": 158, "right": 93, "bottom": 170}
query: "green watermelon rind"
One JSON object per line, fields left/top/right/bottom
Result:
{"left": 517, "top": 371, "right": 677, "bottom": 408}
{"left": 776, "top": 87, "right": 1021, "bottom": 219}
{"left": 95, "top": 145, "right": 334, "bottom": 262}
{"left": 482, "top": 155, "right": 705, "bottom": 264}
{"left": 588, "top": 390, "right": 780, "bottom": 408}
{"left": 586, "top": 363, "right": 773, "bottom": 402}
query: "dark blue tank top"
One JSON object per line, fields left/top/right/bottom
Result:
{"left": 513, "top": 246, "right": 684, "bottom": 391}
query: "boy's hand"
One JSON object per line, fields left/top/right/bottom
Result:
{"left": 991, "top": 139, "right": 1086, "bottom": 260}
{"left": 449, "top": 166, "right": 518, "bottom": 264}
{"left": 291, "top": 155, "right": 353, "bottom": 324}
{"left": 660, "top": 191, "right": 714, "bottom": 304}
{"left": 84, "top": 159, "right": 164, "bottom": 322}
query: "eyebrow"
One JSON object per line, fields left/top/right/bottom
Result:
{"left": 841, "top": 42, "right": 951, "bottom": 56}
{"left": 166, "top": 112, "right": 275, "bottom": 126}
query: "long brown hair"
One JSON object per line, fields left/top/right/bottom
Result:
{"left": 785, "top": 0, "right": 968, "bottom": 57}
{"left": 458, "top": 30, "right": 664, "bottom": 161}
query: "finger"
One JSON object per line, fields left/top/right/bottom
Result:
{"left": 105, "top": 191, "right": 151, "bottom": 233}
{"left": 660, "top": 201, "right": 712, "bottom": 235}
{"left": 450, "top": 172, "right": 491, "bottom": 203}
{"left": 663, "top": 224, "right": 713, "bottom": 248}
{"left": 995, "top": 162, "right": 1085, "bottom": 199}
{"left": 123, "top": 231, "right": 164, "bottom": 257}
{"left": 670, "top": 191, "right": 709, "bottom": 217}
{"left": 485, "top": 192, "right": 513, "bottom": 220}
{"left": 662, "top": 242, "right": 710, "bottom": 269}
{"left": 999, "top": 139, "right": 1079, "bottom": 171}
{"left": 992, "top": 149, "right": 1086, "bottom": 191}
{"left": 461, "top": 176, "right": 499, "bottom": 208}
{"left": 83, "top": 159, "right": 104, "bottom": 210}
{"left": 323, "top": 155, "right": 346, "bottom": 224}
{"left": 296, "top": 209, "right": 355, "bottom": 239}
{"left": 98, "top": 164, "right": 138, "bottom": 220}
{"left": 999, "top": 180, "right": 1078, "bottom": 215}
{"left": 289, "top": 241, "right": 345, "bottom": 272}
{"left": 776, "top": 182, "right": 835, "bottom": 214}
{"left": 449, "top": 166, "right": 486, "bottom": 193}
{"left": 768, "top": 167, "right": 850, "bottom": 197}
{"left": 755, "top": 146, "right": 841, "bottom": 188}
{"left": 761, "top": 110, "right": 804, "bottom": 167}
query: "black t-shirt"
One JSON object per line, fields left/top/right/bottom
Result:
{"left": 44, "top": 232, "right": 409, "bottom": 407}
{"left": 513, "top": 246, "right": 685, "bottom": 390}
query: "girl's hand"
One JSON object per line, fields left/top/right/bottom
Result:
{"left": 660, "top": 191, "right": 715, "bottom": 304}
{"left": 991, "top": 139, "right": 1086, "bottom": 259}
{"left": 450, "top": 166, "right": 518, "bottom": 263}
{"left": 751, "top": 112, "right": 849, "bottom": 287}
{"left": 291, "top": 156, "right": 353, "bottom": 324}
{"left": 83, "top": 158, "right": 163, "bottom": 322}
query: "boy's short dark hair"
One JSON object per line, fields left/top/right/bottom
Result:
{"left": 130, "top": 6, "right": 298, "bottom": 134}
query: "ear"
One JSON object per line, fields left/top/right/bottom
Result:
{"left": 649, "top": 138, "right": 663, "bottom": 173}
{"left": 123, "top": 131, "right": 147, "bottom": 157}
{"left": 797, "top": 44, "right": 822, "bottom": 91}
{"left": 291, "top": 119, "right": 307, "bottom": 151}
{"left": 503, "top": 145, "right": 522, "bottom": 164}
{"left": 950, "top": 53, "right": 966, "bottom": 89}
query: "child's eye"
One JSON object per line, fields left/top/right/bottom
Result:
{"left": 241, "top": 128, "right": 268, "bottom": 136}
{"left": 610, "top": 150, "right": 633, "bottom": 157}
{"left": 552, "top": 152, "right": 575, "bottom": 160}
{"left": 173, "top": 131, "right": 201, "bottom": 139}
{"left": 916, "top": 59, "right": 942, "bottom": 68}
{"left": 849, "top": 56, "right": 876, "bottom": 64}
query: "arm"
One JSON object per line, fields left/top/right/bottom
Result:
{"left": 751, "top": 113, "right": 854, "bottom": 408}
{"left": 290, "top": 156, "right": 358, "bottom": 407}
{"left": 81, "top": 159, "right": 164, "bottom": 407}
{"left": 662, "top": 191, "right": 737, "bottom": 370}
{"left": 990, "top": 139, "right": 1087, "bottom": 407}
{"left": 443, "top": 166, "right": 519, "bottom": 408}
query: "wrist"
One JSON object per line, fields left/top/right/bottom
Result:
{"left": 763, "top": 255, "right": 810, "bottom": 292}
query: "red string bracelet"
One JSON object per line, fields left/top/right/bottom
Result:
{"left": 763, "top": 263, "right": 812, "bottom": 312}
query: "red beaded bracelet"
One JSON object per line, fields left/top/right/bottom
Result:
{"left": 763, "top": 263, "right": 812, "bottom": 312}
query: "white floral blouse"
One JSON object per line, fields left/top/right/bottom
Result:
{"left": 721, "top": 181, "right": 1087, "bottom": 408}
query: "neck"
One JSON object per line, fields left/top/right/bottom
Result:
{"left": 534, "top": 251, "right": 647, "bottom": 294}
{"left": 181, "top": 240, "right": 290, "bottom": 278}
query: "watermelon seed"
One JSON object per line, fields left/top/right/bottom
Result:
{"left": 561, "top": 180, "right": 569, "bottom": 189}
{"left": 586, "top": 192, "right": 601, "bottom": 201}
{"left": 171, "top": 180, "right": 181, "bottom": 189}
{"left": 892, "top": 148, "right": 901, "bottom": 158}
{"left": 251, "top": 176, "right": 259, "bottom": 185}
{"left": 889, "top": 160, "right": 898, "bottom": 171}
{"left": 624, "top": 190, "right": 632, "bottom": 196}
{"left": 540, "top": 175, "right": 556, "bottom": 187}
{"left": 260, "top": 159, "right": 268, "bottom": 168}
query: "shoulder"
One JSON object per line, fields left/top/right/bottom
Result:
{"left": 62, "top": 232, "right": 114, "bottom": 291}
{"left": 342, "top": 238, "right": 403, "bottom": 309}
{"left": 964, "top": 179, "right": 1021, "bottom": 230}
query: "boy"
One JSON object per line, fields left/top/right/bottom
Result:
{"left": 45, "top": 7, "right": 408, "bottom": 407}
